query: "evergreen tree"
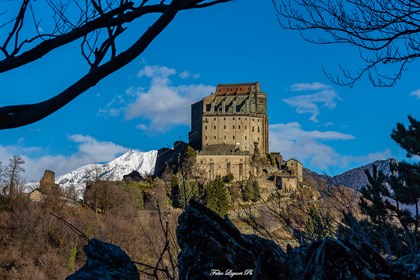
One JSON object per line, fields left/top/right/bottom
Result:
{"left": 205, "top": 175, "right": 230, "bottom": 217}
{"left": 304, "top": 206, "right": 335, "bottom": 242}
{"left": 357, "top": 116, "right": 420, "bottom": 255}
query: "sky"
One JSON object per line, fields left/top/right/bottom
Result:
{"left": 0, "top": 0, "right": 419, "bottom": 182}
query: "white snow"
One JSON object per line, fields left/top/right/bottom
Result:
{"left": 56, "top": 149, "right": 158, "bottom": 198}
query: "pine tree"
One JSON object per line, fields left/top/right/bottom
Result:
{"left": 357, "top": 116, "right": 420, "bottom": 255}
{"left": 304, "top": 206, "right": 335, "bottom": 242}
{"left": 205, "top": 175, "right": 230, "bottom": 217}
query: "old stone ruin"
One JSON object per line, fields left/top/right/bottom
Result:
{"left": 28, "top": 170, "right": 61, "bottom": 202}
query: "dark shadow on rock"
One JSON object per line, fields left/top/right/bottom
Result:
{"left": 177, "top": 200, "right": 286, "bottom": 279}
{"left": 66, "top": 238, "right": 139, "bottom": 280}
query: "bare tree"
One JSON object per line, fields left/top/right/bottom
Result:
{"left": 273, "top": 0, "right": 420, "bottom": 86}
{"left": 0, "top": 0, "right": 230, "bottom": 129}
{"left": 4, "top": 155, "right": 25, "bottom": 196}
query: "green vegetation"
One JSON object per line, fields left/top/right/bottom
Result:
{"left": 204, "top": 176, "right": 231, "bottom": 217}
{"left": 304, "top": 206, "right": 335, "bottom": 242}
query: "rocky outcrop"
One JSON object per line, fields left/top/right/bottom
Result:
{"left": 177, "top": 200, "right": 418, "bottom": 280}
{"left": 283, "top": 238, "right": 389, "bottom": 279}
{"left": 66, "top": 239, "right": 139, "bottom": 280}
{"left": 177, "top": 200, "right": 285, "bottom": 279}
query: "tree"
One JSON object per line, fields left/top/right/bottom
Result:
{"left": 4, "top": 155, "right": 25, "bottom": 196}
{"left": 355, "top": 116, "right": 420, "bottom": 255}
{"left": 204, "top": 175, "right": 230, "bottom": 217}
{"left": 273, "top": 0, "right": 420, "bottom": 86}
{"left": 0, "top": 0, "right": 229, "bottom": 129}
{"left": 304, "top": 205, "right": 335, "bottom": 243}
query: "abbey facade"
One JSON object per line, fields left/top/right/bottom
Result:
{"left": 189, "top": 82, "right": 303, "bottom": 191}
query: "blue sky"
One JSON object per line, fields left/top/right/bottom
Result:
{"left": 0, "top": 0, "right": 419, "bottom": 182}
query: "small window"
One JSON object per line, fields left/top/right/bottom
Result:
{"left": 233, "top": 135, "right": 235, "bottom": 139}
{"left": 224, "top": 135, "right": 226, "bottom": 139}
{"left": 252, "top": 127, "right": 255, "bottom": 132}
{"left": 214, "top": 136, "right": 216, "bottom": 140}
{"left": 205, "top": 126, "right": 207, "bottom": 129}
{"left": 233, "top": 117, "right": 235, "bottom": 120}
{"left": 258, "top": 137, "right": 260, "bottom": 141}
{"left": 245, "top": 118, "right": 247, "bottom": 121}
{"left": 238, "top": 125, "right": 241, "bottom": 129}
{"left": 238, "top": 117, "right": 241, "bottom": 120}
{"left": 224, "top": 117, "right": 226, "bottom": 120}
{"left": 258, "top": 127, "right": 260, "bottom": 132}
{"left": 214, "top": 126, "right": 216, "bottom": 129}
{"left": 214, "top": 118, "right": 216, "bottom": 121}
{"left": 205, "top": 136, "right": 207, "bottom": 140}
{"left": 245, "top": 136, "right": 247, "bottom": 140}
{"left": 224, "top": 125, "right": 226, "bottom": 129}
{"left": 233, "top": 125, "right": 235, "bottom": 129}
{"left": 258, "top": 119, "right": 260, "bottom": 122}
{"left": 245, "top": 125, "right": 247, "bottom": 129}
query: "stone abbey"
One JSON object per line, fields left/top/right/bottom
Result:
{"left": 189, "top": 82, "right": 303, "bottom": 191}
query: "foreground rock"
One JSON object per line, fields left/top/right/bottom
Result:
{"left": 66, "top": 239, "right": 139, "bottom": 280}
{"left": 176, "top": 200, "right": 400, "bottom": 280}
{"left": 177, "top": 200, "right": 286, "bottom": 279}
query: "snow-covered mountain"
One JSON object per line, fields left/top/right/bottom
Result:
{"left": 57, "top": 149, "right": 157, "bottom": 196}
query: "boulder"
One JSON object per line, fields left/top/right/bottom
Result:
{"left": 66, "top": 239, "right": 139, "bottom": 280}
{"left": 177, "top": 200, "right": 286, "bottom": 279}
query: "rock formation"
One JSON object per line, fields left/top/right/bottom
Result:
{"left": 177, "top": 200, "right": 419, "bottom": 280}
{"left": 66, "top": 239, "right": 139, "bottom": 280}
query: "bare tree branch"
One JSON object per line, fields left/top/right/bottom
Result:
{"left": 0, "top": 0, "right": 231, "bottom": 129}
{"left": 273, "top": 0, "right": 420, "bottom": 86}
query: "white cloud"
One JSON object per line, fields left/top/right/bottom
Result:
{"left": 269, "top": 122, "right": 391, "bottom": 172}
{"left": 410, "top": 89, "right": 420, "bottom": 99}
{"left": 283, "top": 82, "right": 341, "bottom": 122}
{"left": 124, "top": 65, "right": 214, "bottom": 131}
{"left": 290, "top": 82, "right": 330, "bottom": 92}
{"left": 179, "top": 71, "right": 200, "bottom": 79}
{"left": 0, "top": 135, "right": 129, "bottom": 182}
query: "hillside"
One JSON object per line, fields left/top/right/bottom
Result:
{"left": 305, "top": 158, "right": 396, "bottom": 190}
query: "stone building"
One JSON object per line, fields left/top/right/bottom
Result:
{"left": 189, "top": 82, "right": 268, "bottom": 154}
{"left": 189, "top": 82, "right": 303, "bottom": 191}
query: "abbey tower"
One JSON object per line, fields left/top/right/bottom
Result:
{"left": 189, "top": 82, "right": 268, "bottom": 155}
{"left": 188, "top": 82, "right": 302, "bottom": 189}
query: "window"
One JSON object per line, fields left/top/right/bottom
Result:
{"left": 205, "top": 126, "right": 207, "bottom": 129}
{"left": 214, "top": 118, "right": 216, "bottom": 121}
{"left": 245, "top": 136, "right": 247, "bottom": 140}
{"left": 233, "top": 117, "right": 235, "bottom": 120}
{"left": 245, "top": 125, "right": 247, "bottom": 129}
{"left": 233, "top": 135, "right": 235, "bottom": 139}
{"left": 224, "top": 117, "right": 226, "bottom": 120}
{"left": 252, "top": 127, "right": 255, "bottom": 132}
{"left": 238, "top": 117, "right": 241, "bottom": 120}
{"left": 238, "top": 125, "right": 241, "bottom": 129}
{"left": 205, "top": 136, "right": 207, "bottom": 140}
{"left": 224, "top": 135, "right": 226, "bottom": 139}
{"left": 214, "top": 136, "right": 216, "bottom": 140}
{"left": 245, "top": 118, "right": 247, "bottom": 120}
{"left": 258, "top": 127, "right": 260, "bottom": 132}
{"left": 214, "top": 126, "right": 216, "bottom": 129}
{"left": 224, "top": 125, "right": 226, "bottom": 129}
{"left": 258, "top": 119, "right": 260, "bottom": 122}
{"left": 233, "top": 125, "right": 235, "bottom": 129}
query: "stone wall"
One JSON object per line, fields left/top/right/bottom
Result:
{"left": 196, "top": 154, "right": 251, "bottom": 181}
